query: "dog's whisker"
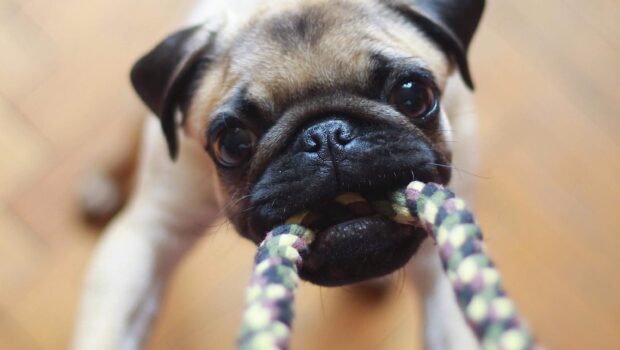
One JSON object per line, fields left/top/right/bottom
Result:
{"left": 225, "top": 192, "right": 253, "bottom": 209}
{"left": 218, "top": 193, "right": 254, "bottom": 217}
{"left": 319, "top": 286, "right": 327, "bottom": 320}
{"left": 429, "top": 162, "right": 490, "bottom": 179}
{"left": 398, "top": 267, "right": 407, "bottom": 296}
{"left": 217, "top": 194, "right": 246, "bottom": 215}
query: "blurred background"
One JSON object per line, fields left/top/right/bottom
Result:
{"left": 0, "top": 0, "right": 619, "bottom": 349}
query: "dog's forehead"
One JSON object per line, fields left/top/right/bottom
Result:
{"left": 186, "top": 0, "right": 450, "bottom": 138}
{"left": 228, "top": 2, "right": 372, "bottom": 108}
{"left": 224, "top": 0, "right": 449, "bottom": 117}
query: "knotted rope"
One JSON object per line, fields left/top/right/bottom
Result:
{"left": 237, "top": 181, "right": 537, "bottom": 350}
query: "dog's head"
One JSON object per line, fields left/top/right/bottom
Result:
{"left": 130, "top": 0, "right": 484, "bottom": 286}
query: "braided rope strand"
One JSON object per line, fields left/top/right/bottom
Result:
{"left": 391, "top": 181, "right": 536, "bottom": 350}
{"left": 238, "top": 181, "right": 537, "bottom": 350}
{"left": 238, "top": 224, "right": 314, "bottom": 350}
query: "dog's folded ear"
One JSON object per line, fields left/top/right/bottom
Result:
{"left": 384, "top": 0, "right": 485, "bottom": 89}
{"left": 130, "top": 21, "right": 221, "bottom": 159}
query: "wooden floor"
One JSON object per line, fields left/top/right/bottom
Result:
{"left": 1, "top": 0, "right": 619, "bottom": 349}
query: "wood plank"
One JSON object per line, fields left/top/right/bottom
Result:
{"left": 9, "top": 105, "right": 142, "bottom": 244}
{"left": 471, "top": 2, "right": 620, "bottom": 348}
{"left": 15, "top": 0, "right": 194, "bottom": 152}
{"left": 2, "top": 233, "right": 96, "bottom": 350}
{"left": 0, "top": 97, "right": 52, "bottom": 199}
{"left": 0, "top": 310, "right": 40, "bottom": 350}
{"left": 484, "top": 0, "right": 620, "bottom": 135}
{"left": 0, "top": 1, "right": 58, "bottom": 101}
{"left": 0, "top": 206, "right": 48, "bottom": 310}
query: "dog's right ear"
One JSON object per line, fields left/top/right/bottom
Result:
{"left": 383, "top": 0, "right": 485, "bottom": 89}
{"left": 130, "top": 22, "right": 221, "bottom": 160}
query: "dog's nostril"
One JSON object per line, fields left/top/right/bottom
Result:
{"left": 334, "top": 127, "right": 353, "bottom": 145}
{"left": 303, "top": 133, "right": 322, "bottom": 152}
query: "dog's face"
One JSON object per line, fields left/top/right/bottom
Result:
{"left": 131, "top": 0, "right": 484, "bottom": 286}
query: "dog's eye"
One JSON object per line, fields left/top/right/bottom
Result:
{"left": 389, "top": 80, "right": 437, "bottom": 123}
{"left": 213, "top": 126, "right": 256, "bottom": 168}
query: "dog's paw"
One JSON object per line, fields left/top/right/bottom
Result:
{"left": 78, "top": 171, "right": 123, "bottom": 225}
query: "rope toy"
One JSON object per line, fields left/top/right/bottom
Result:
{"left": 237, "top": 181, "right": 537, "bottom": 350}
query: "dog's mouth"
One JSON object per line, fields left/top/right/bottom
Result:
{"left": 245, "top": 164, "right": 447, "bottom": 286}
{"left": 290, "top": 191, "right": 426, "bottom": 286}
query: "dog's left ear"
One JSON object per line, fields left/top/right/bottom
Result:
{"left": 130, "top": 21, "right": 222, "bottom": 159}
{"left": 384, "top": 0, "right": 485, "bottom": 89}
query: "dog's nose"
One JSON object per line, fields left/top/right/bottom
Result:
{"left": 301, "top": 119, "right": 355, "bottom": 154}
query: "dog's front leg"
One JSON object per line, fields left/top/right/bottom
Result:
{"left": 71, "top": 117, "right": 220, "bottom": 350}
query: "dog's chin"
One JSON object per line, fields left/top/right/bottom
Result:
{"left": 300, "top": 214, "right": 426, "bottom": 286}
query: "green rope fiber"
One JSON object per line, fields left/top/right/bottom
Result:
{"left": 237, "top": 181, "right": 537, "bottom": 350}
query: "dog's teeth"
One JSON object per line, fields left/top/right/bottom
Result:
{"left": 286, "top": 212, "right": 310, "bottom": 225}
{"left": 335, "top": 193, "right": 366, "bottom": 205}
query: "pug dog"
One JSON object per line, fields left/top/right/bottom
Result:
{"left": 72, "top": 0, "right": 484, "bottom": 349}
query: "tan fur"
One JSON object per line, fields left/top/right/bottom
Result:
{"left": 186, "top": 0, "right": 452, "bottom": 207}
